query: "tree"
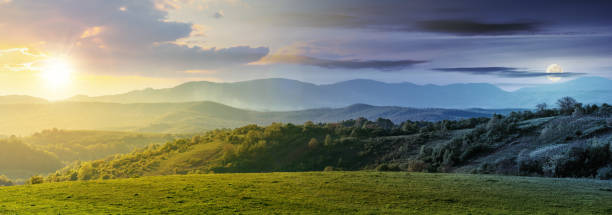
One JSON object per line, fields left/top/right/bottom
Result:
{"left": 557, "top": 97, "right": 577, "bottom": 114}
{"left": 28, "top": 175, "right": 44, "bottom": 185}
{"left": 536, "top": 103, "right": 548, "bottom": 112}
{"left": 0, "top": 175, "right": 13, "bottom": 186}
{"left": 308, "top": 138, "right": 319, "bottom": 149}
{"left": 324, "top": 134, "right": 333, "bottom": 146}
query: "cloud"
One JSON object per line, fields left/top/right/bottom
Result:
{"left": 0, "top": 48, "right": 47, "bottom": 72}
{"left": 249, "top": 0, "right": 612, "bottom": 36}
{"left": 417, "top": 20, "right": 537, "bottom": 35}
{"left": 0, "top": 0, "right": 268, "bottom": 76}
{"left": 256, "top": 55, "right": 425, "bottom": 71}
{"left": 433, "top": 67, "right": 585, "bottom": 78}
{"left": 212, "top": 10, "right": 224, "bottom": 19}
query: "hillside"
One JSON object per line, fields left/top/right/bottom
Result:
{"left": 0, "top": 130, "right": 183, "bottom": 180}
{"left": 47, "top": 101, "right": 612, "bottom": 181}
{"left": 45, "top": 102, "right": 612, "bottom": 182}
{"left": 23, "top": 129, "right": 182, "bottom": 162}
{"left": 0, "top": 101, "right": 493, "bottom": 135}
{"left": 67, "top": 77, "right": 612, "bottom": 110}
{"left": 2, "top": 172, "right": 612, "bottom": 214}
{"left": 0, "top": 139, "right": 63, "bottom": 180}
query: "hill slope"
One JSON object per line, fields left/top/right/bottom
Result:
{"left": 0, "top": 139, "right": 62, "bottom": 180}
{"left": 2, "top": 172, "right": 612, "bottom": 214}
{"left": 68, "top": 77, "right": 612, "bottom": 110}
{"left": 49, "top": 104, "right": 612, "bottom": 181}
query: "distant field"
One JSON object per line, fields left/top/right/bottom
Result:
{"left": 1, "top": 172, "right": 612, "bottom": 214}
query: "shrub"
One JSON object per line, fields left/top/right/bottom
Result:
{"left": 596, "top": 166, "right": 612, "bottom": 180}
{"left": 375, "top": 164, "right": 401, "bottom": 172}
{"left": 323, "top": 166, "right": 335, "bottom": 171}
{"left": 406, "top": 160, "right": 428, "bottom": 172}
{"left": 0, "top": 175, "right": 13, "bottom": 186}
{"left": 307, "top": 138, "right": 319, "bottom": 149}
{"left": 28, "top": 176, "right": 44, "bottom": 185}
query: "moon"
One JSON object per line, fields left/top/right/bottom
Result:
{"left": 546, "top": 64, "right": 564, "bottom": 82}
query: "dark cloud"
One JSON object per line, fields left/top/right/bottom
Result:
{"left": 256, "top": 0, "right": 612, "bottom": 35}
{"left": 261, "top": 55, "right": 426, "bottom": 71}
{"left": 433, "top": 67, "right": 586, "bottom": 78}
{"left": 417, "top": 20, "right": 537, "bottom": 35}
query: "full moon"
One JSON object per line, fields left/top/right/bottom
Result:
{"left": 40, "top": 58, "right": 73, "bottom": 87}
{"left": 546, "top": 64, "right": 564, "bottom": 82}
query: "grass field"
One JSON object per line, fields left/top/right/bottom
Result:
{"left": 1, "top": 172, "right": 612, "bottom": 214}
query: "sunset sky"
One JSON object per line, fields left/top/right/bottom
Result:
{"left": 1, "top": 0, "right": 612, "bottom": 100}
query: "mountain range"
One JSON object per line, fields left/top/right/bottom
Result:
{"left": 66, "top": 76, "right": 612, "bottom": 110}
{"left": 0, "top": 102, "right": 498, "bottom": 136}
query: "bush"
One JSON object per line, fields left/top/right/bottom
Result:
{"left": 28, "top": 175, "right": 44, "bottom": 185}
{"left": 519, "top": 140, "right": 612, "bottom": 178}
{"left": 375, "top": 164, "right": 401, "bottom": 172}
{"left": 323, "top": 166, "right": 335, "bottom": 171}
{"left": 406, "top": 160, "right": 428, "bottom": 172}
{"left": 596, "top": 166, "right": 612, "bottom": 180}
{"left": 0, "top": 175, "right": 13, "bottom": 186}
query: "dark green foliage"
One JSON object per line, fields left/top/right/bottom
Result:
{"left": 48, "top": 116, "right": 484, "bottom": 181}
{"left": 375, "top": 164, "right": 401, "bottom": 171}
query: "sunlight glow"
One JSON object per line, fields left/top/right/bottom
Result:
{"left": 39, "top": 58, "right": 73, "bottom": 87}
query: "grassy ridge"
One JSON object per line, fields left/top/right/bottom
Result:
{"left": 2, "top": 172, "right": 612, "bottom": 214}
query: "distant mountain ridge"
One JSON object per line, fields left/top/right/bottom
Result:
{"left": 0, "top": 95, "right": 48, "bottom": 104}
{"left": 66, "top": 76, "right": 612, "bottom": 110}
{"left": 0, "top": 101, "right": 495, "bottom": 135}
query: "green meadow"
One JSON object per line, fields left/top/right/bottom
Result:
{"left": 1, "top": 172, "right": 612, "bottom": 214}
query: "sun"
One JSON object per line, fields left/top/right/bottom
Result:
{"left": 40, "top": 58, "right": 74, "bottom": 87}
{"left": 546, "top": 64, "right": 564, "bottom": 82}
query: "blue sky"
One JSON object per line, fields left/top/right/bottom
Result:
{"left": 1, "top": 0, "right": 612, "bottom": 98}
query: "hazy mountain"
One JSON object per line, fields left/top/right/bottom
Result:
{"left": 68, "top": 78, "right": 515, "bottom": 110}
{"left": 0, "top": 101, "right": 493, "bottom": 135}
{"left": 68, "top": 77, "right": 612, "bottom": 110}
{"left": 514, "top": 76, "right": 612, "bottom": 106}
{"left": 0, "top": 95, "right": 48, "bottom": 104}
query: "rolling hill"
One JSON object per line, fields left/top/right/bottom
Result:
{"left": 0, "top": 101, "right": 495, "bottom": 136}
{"left": 67, "top": 76, "right": 612, "bottom": 110}
{"left": 48, "top": 104, "right": 612, "bottom": 182}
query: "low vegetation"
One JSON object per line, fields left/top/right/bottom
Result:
{"left": 2, "top": 172, "right": 612, "bottom": 214}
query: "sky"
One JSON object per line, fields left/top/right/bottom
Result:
{"left": 1, "top": 0, "right": 612, "bottom": 100}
